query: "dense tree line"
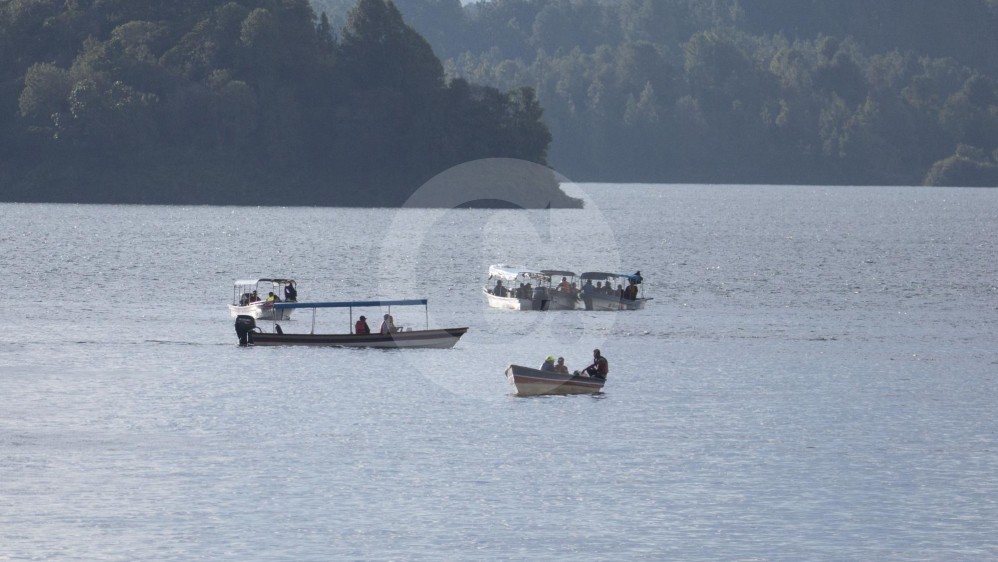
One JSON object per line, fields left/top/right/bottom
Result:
{"left": 332, "top": 0, "right": 998, "bottom": 186}
{"left": 0, "top": 0, "right": 574, "bottom": 206}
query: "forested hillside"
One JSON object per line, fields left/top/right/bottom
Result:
{"left": 0, "top": 0, "right": 574, "bottom": 206}
{"left": 4, "top": 0, "right": 997, "bottom": 201}
{"left": 316, "top": 0, "right": 998, "bottom": 186}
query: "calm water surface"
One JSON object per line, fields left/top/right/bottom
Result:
{"left": 1, "top": 184, "right": 996, "bottom": 560}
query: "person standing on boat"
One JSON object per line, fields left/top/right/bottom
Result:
{"left": 581, "top": 279, "right": 595, "bottom": 310}
{"left": 355, "top": 315, "right": 371, "bottom": 335}
{"left": 380, "top": 314, "right": 397, "bottom": 334}
{"left": 284, "top": 280, "right": 297, "bottom": 302}
{"left": 583, "top": 349, "right": 609, "bottom": 379}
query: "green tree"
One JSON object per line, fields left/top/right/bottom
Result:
{"left": 340, "top": 0, "right": 443, "bottom": 94}
{"left": 18, "top": 62, "right": 72, "bottom": 125}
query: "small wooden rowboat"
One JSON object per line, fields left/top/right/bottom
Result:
{"left": 504, "top": 364, "right": 605, "bottom": 396}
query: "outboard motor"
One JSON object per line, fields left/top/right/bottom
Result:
{"left": 235, "top": 315, "right": 256, "bottom": 346}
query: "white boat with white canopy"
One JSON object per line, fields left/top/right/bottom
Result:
{"left": 483, "top": 265, "right": 558, "bottom": 311}
{"left": 228, "top": 278, "right": 298, "bottom": 320}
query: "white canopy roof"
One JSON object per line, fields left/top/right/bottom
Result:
{"left": 487, "top": 265, "right": 547, "bottom": 282}
{"left": 233, "top": 278, "right": 294, "bottom": 287}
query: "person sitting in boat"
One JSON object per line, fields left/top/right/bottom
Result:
{"left": 624, "top": 282, "right": 639, "bottom": 300}
{"left": 558, "top": 277, "right": 572, "bottom": 292}
{"left": 239, "top": 292, "right": 251, "bottom": 306}
{"left": 493, "top": 279, "right": 505, "bottom": 297}
{"left": 251, "top": 290, "right": 260, "bottom": 302}
{"left": 554, "top": 357, "right": 569, "bottom": 374}
{"left": 581, "top": 349, "right": 609, "bottom": 379}
{"left": 380, "top": 314, "right": 398, "bottom": 335}
{"left": 355, "top": 315, "right": 371, "bottom": 335}
{"left": 540, "top": 355, "right": 556, "bottom": 371}
{"left": 266, "top": 291, "right": 277, "bottom": 303}
{"left": 284, "top": 281, "right": 297, "bottom": 302}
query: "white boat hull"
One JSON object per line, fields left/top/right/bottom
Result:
{"left": 580, "top": 294, "right": 649, "bottom": 311}
{"left": 483, "top": 288, "right": 578, "bottom": 311}
{"left": 483, "top": 288, "right": 533, "bottom": 310}
{"left": 547, "top": 291, "right": 579, "bottom": 310}
{"left": 228, "top": 302, "right": 294, "bottom": 321}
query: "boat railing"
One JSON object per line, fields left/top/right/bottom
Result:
{"left": 272, "top": 299, "right": 431, "bottom": 334}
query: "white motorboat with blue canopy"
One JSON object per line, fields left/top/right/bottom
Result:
{"left": 228, "top": 278, "right": 298, "bottom": 320}
{"left": 578, "top": 271, "right": 650, "bottom": 311}
{"left": 483, "top": 265, "right": 567, "bottom": 310}
{"left": 234, "top": 299, "right": 467, "bottom": 348}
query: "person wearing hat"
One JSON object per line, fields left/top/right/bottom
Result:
{"left": 583, "top": 349, "right": 608, "bottom": 379}
{"left": 355, "top": 315, "right": 371, "bottom": 335}
{"left": 540, "top": 355, "right": 556, "bottom": 372}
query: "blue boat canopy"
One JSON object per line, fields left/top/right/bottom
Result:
{"left": 274, "top": 299, "right": 427, "bottom": 310}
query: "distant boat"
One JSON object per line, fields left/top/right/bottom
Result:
{"left": 578, "top": 272, "right": 650, "bottom": 311}
{"left": 504, "top": 364, "right": 606, "bottom": 396}
{"left": 234, "top": 299, "right": 467, "bottom": 349}
{"left": 540, "top": 269, "right": 582, "bottom": 310}
{"left": 228, "top": 278, "right": 298, "bottom": 320}
{"left": 483, "top": 264, "right": 577, "bottom": 310}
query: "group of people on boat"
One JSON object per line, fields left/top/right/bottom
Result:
{"left": 490, "top": 279, "right": 551, "bottom": 300}
{"left": 581, "top": 273, "right": 641, "bottom": 301}
{"left": 491, "top": 272, "right": 642, "bottom": 305}
{"left": 354, "top": 314, "right": 401, "bottom": 335}
{"left": 238, "top": 281, "right": 297, "bottom": 307}
{"left": 555, "top": 276, "right": 578, "bottom": 294}
{"left": 540, "top": 349, "right": 608, "bottom": 379}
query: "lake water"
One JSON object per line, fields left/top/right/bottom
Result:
{"left": 1, "top": 183, "right": 996, "bottom": 560}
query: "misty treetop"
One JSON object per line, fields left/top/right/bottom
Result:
{"left": 358, "top": 0, "right": 998, "bottom": 186}
{"left": 0, "top": 0, "right": 573, "bottom": 206}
